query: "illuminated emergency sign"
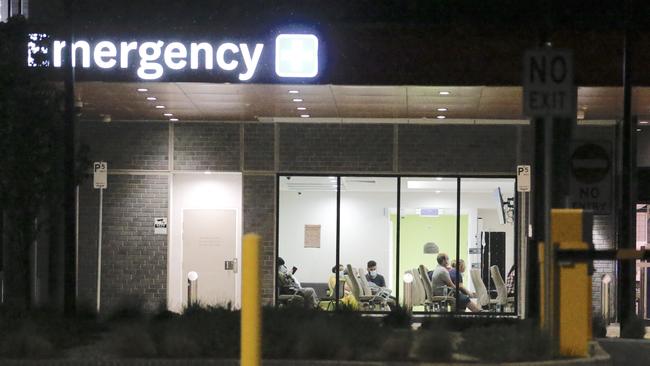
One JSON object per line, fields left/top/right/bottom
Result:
{"left": 27, "top": 33, "right": 319, "bottom": 81}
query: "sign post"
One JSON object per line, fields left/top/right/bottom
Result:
{"left": 523, "top": 47, "right": 576, "bottom": 347}
{"left": 93, "top": 162, "right": 107, "bottom": 312}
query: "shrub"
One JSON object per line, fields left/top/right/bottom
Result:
{"left": 621, "top": 315, "right": 646, "bottom": 339}
{"left": 460, "top": 320, "right": 551, "bottom": 362}
{"left": 0, "top": 332, "right": 54, "bottom": 359}
{"left": 382, "top": 305, "right": 412, "bottom": 329}
{"left": 109, "top": 325, "right": 157, "bottom": 358}
{"left": 413, "top": 329, "right": 452, "bottom": 362}
{"left": 592, "top": 316, "right": 607, "bottom": 338}
{"left": 106, "top": 297, "right": 146, "bottom": 323}
{"left": 380, "top": 330, "right": 412, "bottom": 360}
{"left": 157, "top": 332, "right": 202, "bottom": 358}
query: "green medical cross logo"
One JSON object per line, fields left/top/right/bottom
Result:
{"left": 275, "top": 34, "right": 319, "bottom": 78}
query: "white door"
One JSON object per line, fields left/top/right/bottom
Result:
{"left": 182, "top": 208, "right": 237, "bottom": 306}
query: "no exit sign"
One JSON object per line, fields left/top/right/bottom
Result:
{"left": 523, "top": 48, "right": 576, "bottom": 118}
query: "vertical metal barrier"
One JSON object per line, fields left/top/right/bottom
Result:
{"left": 403, "top": 272, "right": 413, "bottom": 313}
{"left": 241, "top": 233, "right": 261, "bottom": 366}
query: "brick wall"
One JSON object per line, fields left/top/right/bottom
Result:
{"left": 77, "top": 179, "right": 100, "bottom": 310}
{"left": 99, "top": 174, "right": 169, "bottom": 312}
{"left": 243, "top": 175, "right": 276, "bottom": 305}
{"left": 279, "top": 124, "right": 394, "bottom": 172}
{"left": 80, "top": 122, "right": 169, "bottom": 170}
{"left": 244, "top": 123, "right": 275, "bottom": 171}
{"left": 398, "top": 125, "right": 518, "bottom": 173}
{"left": 591, "top": 215, "right": 616, "bottom": 319}
{"left": 174, "top": 123, "right": 240, "bottom": 171}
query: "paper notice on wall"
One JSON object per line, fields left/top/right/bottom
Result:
{"left": 154, "top": 217, "right": 168, "bottom": 235}
{"left": 304, "top": 224, "right": 321, "bottom": 248}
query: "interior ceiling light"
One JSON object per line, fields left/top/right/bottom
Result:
{"left": 637, "top": 128, "right": 642, "bottom": 132}
{"left": 169, "top": 118, "right": 179, "bottom": 122}
{"left": 640, "top": 121, "right": 649, "bottom": 124}
{"left": 292, "top": 98, "right": 304, "bottom": 102}
{"left": 137, "top": 88, "right": 148, "bottom": 92}
{"left": 163, "top": 113, "right": 173, "bottom": 117}
{"left": 436, "top": 177, "right": 443, "bottom": 181}
{"left": 155, "top": 105, "right": 165, "bottom": 109}
{"left": 300, "top": 114, "right": 311, "bottom": 118}
{"left": 288, "top": 90, "right": 300, "bottom": 94}
{"left": 436, "top": 115, "right": 446, "bottom": 119}
{"left": 435, "top": 190, "right": 441, "bottom": 194}
{"left": 407, "top": 180, "right": 439, "bottom": 189}
{"left": 439, "top": 91, "right": 451, "bottom": 95}
{"left": 296, "top": 107, "right": 307, "bottom": 111}
{"left": 437, "top": 107, "right": 448, "bottom": 112}
{"left": 146, "top": 96, "right": 157, "bottom": 101}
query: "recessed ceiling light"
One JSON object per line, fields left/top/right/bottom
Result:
{"left": 137, "top": 88, "right": 148, "bottom": 92}
{"left": 155, "top": 105, "right": 165, "bottom": 109}
{"left": 288, "top": 90, "right": 300, "bottom": 94}
{"left": 292, "top": 98, "right": 303, "bottom": 102}
{"left": 640, "top": 121, "right": 649, "bottom": 124}
{"left": 169, "top": 118, "right": 179, "bottom": 122}
{"left": 637, "top": 128, "right": 642, "bottom": 132}
{"left": 163, "top": 113, "right": 173, "bottom": 117}
{"left": 439, "top": 91, "right": 451, "bottom": 95}
{"left": 296, "top": 107, "right": 307, "bottom": 111}
{"left": 437, "top": 108, "right": 448, "bottom": 112}
{"left": 436, "top": 177, "right": 443, "bottom": 181}
{"left": 435, "top": 190, "right": 441, "bottom": 194}
{"left": 300, "top": 114, "right": 310, "bottom": 118}
{"left": 436, "top": 115, "right": 446, "bottom": 119}
{"left": 146, "top": 96, "right": 157, "bottom": 101}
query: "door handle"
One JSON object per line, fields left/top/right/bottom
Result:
{"left": 233, "top": 258, "right": 238, "bottom": 273}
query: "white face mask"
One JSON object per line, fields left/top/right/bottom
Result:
{"left": 279, "top": 265, "right": 288, "bottom": 274}
{"left": 369, "top": 270, "right": 377, "bottom": 278}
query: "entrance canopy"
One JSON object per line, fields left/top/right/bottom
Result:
{"left": 76, "top": 82, "right": 650, "bottom": 124}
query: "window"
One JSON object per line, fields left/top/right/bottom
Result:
{"left": 276, "top": 174, "right": 519, "bottom": 315}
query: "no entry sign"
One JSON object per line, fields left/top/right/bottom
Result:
{"left": 523, "top": 48, "right": 576, "bottom": 118}
{"left": 568, "top": 141, "right": 612, "bottom": 214}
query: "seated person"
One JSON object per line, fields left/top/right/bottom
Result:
{"left": 430, "top": 253, "right": 481, "bottom": 312}
{"left": 449, "top": 259, "right": 475, "bottom": 297}
{"left": 328, "top": 265, "right": 351, "bottom": 298}
{"left": 366, "top": 260, "right": 396, "bottom": 310}
{"left": 277, "top": 257, "right": 319, "bottom": 308}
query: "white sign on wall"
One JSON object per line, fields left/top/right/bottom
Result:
{"left": 523, "top": 48, "right": 576, "bottom": 118}
{"left": 93, "top": 161, "right": 107, "bottom": 189}
{"left": 517, "top": 165, "right": 531, "bottom": 192}
{"left": 154, "top": 217, "right": 168, "bottom": 235}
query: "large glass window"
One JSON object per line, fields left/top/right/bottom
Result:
{"left": 277, "top": 176, "right": 337, "bottom": 307}
{"left": 399, "top": 177, "right": 459, "bottom": 312}
{"left": 276, "top": 174, "right": 519, "bottom": 315}
{"left": 460, "top": 178, "right": 516, "bottom": 314}
{"left": 340, "top": 177, "right": 397, "bottom": 311}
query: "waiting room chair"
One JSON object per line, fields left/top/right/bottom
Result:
{"left": 357, "top": 267, "right": 390, "bottom": 311}
{"left": 418, "top": 265, "right": 455, "bottom": 312}
{"left": 470, "top": 268, "right": 499, "bottom": 310}
{"left": 490, "top": 265, "right": 514, "bottom": 312}
{"left": 345, "top": 264, "right": 374, "bottom": 309}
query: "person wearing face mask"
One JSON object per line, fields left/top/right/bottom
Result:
{"left": 328, "top": 265, "right": 350, "bottom": 298}
{"left": 277, "top": 257, "right": 319, "bottom": 308}
{"left": 365, "top": 260, "right": 386, "bottom": 288}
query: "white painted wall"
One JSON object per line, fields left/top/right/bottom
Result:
{"left": 278, "top": 190, "right": 337, "bottom": 284}
{"left": 169, "top": 173, "right": 242, "bottom": 312}
{"left": 278, "top": 181, "right": 516, "bottom": 293}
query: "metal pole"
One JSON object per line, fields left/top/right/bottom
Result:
{"left": 62, "top": 0, "right": 77, "bottom": 315}
{"left": 619, "top": 0, "right": 637, "bottom": 334}
{"left": 543, "top": 116, "right": 556, "bottom": 340}
{"left": 241, "top": 233, "right": 261, "bottom": 366}
{"left": 96, "top": 188, "right": 103, "bottom": 313}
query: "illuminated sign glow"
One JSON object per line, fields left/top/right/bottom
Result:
{"left": 27, "top": 34, "right": 320, "bottom": 81}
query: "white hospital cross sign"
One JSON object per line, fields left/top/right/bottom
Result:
{"left": 275, "top": 34, "right": 319, "bottom": 78}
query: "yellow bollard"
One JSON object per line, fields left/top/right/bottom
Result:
{"left": 241, "top": 233, "right": 261, "bottom": 366}
{"left": 552, "top": 209, "right": 592, "bottom": 358}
